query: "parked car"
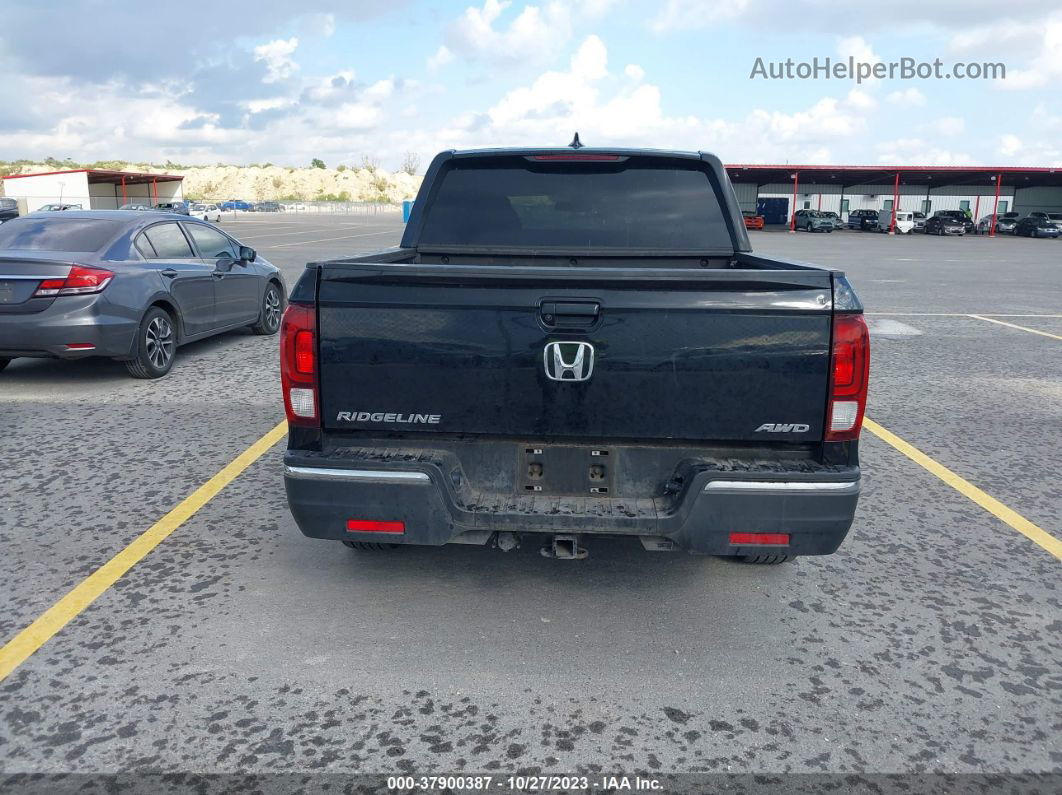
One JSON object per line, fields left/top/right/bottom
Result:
{"left": 912, "top": 211, "right": 927, "bottom": 232}
{"left": 976, "top": 214, "right": 1018, "bottom": 234}
{"left": 1036, "top": 211, "right": 1062, "bottom": 232}
{"left": 742, "top": 210, "right": 764, "bottom": 230}
{"left": 846, "top": 209, "right": 879, "bottom": 230}
{"left": 819, "top": 211, "right": 843, "bottom": 230}
{"left": 36, "top": 204, "right": 82, "bottom": 212}
{"left": 220, "top": 199, "right": 251, "bottom": 211}
{"left": 875, "top": 210, "right": 915, "bottom": 234}
{"left": 928, "top": 210, "right": 974, "bottom": 234}
{"left": 282, "top": 145, "right": 869, "bottom": 564}
{"left": 0, "top": 211, "right": 285, "bottom": 378}
{"left": 924, "top": 214, "right": 967, "bottom": 236}
{"left": 1014, "top": 216, "right": 1061, "bottom": 238}
{"left": 0, "top": 198, "right": 19, "bottom": 224}
{"left": 256, "top": 201, "right": 282, "bottom": 213}
{"left": 794, "top": 209, "right": 834, "bottom": 233}
{"left": 154, "top": 201, "right": 190, "bottom": 216}
{"left": 119, "top": 203, "right": 152, "bottom": 211}
{"left": 190, "top": 203, "right": 222, "bottom": 222}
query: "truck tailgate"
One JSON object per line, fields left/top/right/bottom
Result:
{"left": 317, "top": 264, "right": 834, "bottom": 443}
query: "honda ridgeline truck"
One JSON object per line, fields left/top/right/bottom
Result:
{"left": 281, "top": 145, "right": 869, "bottom": 563}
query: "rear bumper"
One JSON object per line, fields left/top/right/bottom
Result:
{"left": 283, "top": 458, "right": 861, "bottom": 556}
{"left": 0, "top": 294, "right": 138, "bottom": 359}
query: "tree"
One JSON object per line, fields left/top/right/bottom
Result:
{"left": 310, "top": 158, "right": 326, "bottom": 169}
{"left": 400, "top": 152, "right": 420, "bottom": 176}
{"left": 361, "top": 154, "right": 380, "bottom": 174}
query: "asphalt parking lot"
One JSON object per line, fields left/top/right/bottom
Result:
{"left": 1, "top": 215, "right": 1059, "bottom": 788}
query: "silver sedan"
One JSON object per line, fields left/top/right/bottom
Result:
{"left": 0, "top": 210, "right": 285, "bottom": 378}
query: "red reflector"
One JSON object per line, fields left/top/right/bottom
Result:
{"left": 729, "top": 532, "right": 790, "bottom": 546}
{"left": 529, "top": 154, "right": 622, "bottom": 161}
{"left": 294, "top": 329, "right": 314, "bottom": 374}
{"left": 346, "top": 519, "right": 405, "bottom": 534}
{"left": 65, "top": 343, "right": 95, "bottom": 349}
{"left": 39, "top": 279, "right": 66, "bottom": 289}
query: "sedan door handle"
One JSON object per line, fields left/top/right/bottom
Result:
{"left": 212, "top": 272, "right": 225, "bottom": 279}
{"left": 161, "top": 268, "right": 178, "bottom": 278}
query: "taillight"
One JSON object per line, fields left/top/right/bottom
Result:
{"left": 33, "top": 265, "right": 114, "bottom": 297}
{"left": 281, "top": 303, "right": 318, "bottom": 426}
{"left": 826, "top": 313, "right": 870, "bottom": 441}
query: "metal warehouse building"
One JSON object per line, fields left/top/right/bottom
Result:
{"left": 727, "top": 165, "right": 1062, "bottom": 230}
{"left": 1, "top": 169, "right": 184, "bottom": 213}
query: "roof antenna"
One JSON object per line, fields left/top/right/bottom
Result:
{"left": 568, "top": 132, "right": 584, "bottom": 149}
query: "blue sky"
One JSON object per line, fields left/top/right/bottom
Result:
{"left": 1, "top": 1, "right": 1059, "bottom": 170}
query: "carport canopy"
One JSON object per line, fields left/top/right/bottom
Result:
{"left": 724, "top": 164, "right": 1062, "bottom": 189}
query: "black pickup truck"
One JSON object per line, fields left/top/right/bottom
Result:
{"left": 281, "top": 146, "right": 869, "bottom": 563}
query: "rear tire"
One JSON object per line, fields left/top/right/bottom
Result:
{"left": 738, "top": 553, "right": 793, "bottom": 565}
{"left": 125, "top": 306, "right": 176, "bottom": 379}
{"left": 342, "top": 540, "right": 399, "bottom": 551}
{"left": 0, "top": 357, "right": 11, "bottom": 373}
{"left": 250, "top": 282, "right": 284, "bottom": 335}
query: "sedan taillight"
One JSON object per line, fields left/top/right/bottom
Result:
{"left": 33, "top": 265, "right": 114, "bottom": 297}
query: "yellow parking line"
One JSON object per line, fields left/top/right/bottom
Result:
{"left": 863, "top": 418, "right": 1061, "bottom": 561}
{"left": 0, "top": 421, "right": 288, "bottom": 683}
{"left": 966, "top": 314, "right": 1062, "bottom": 341}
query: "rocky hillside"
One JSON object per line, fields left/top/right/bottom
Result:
{"left": 0, "top": 160, "right": 422, "bottom": 204}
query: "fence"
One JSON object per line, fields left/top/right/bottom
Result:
{"left": 0, "top": 194, "right": 404, "bottom": 217}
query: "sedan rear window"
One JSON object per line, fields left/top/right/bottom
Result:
{"left": 0, "top": 217, "right": 124, "bottom": 252}
{"left": 418, "top": 156, "right": 734, "bottom": 252}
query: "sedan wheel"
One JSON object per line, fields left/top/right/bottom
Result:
{"left": 251, "top": 282, "right": 284, "bottom": 335}
{"left": 126, "top": 307, "right": 176, "bottom": 379}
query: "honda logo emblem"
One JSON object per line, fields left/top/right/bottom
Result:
{"left": 544, "top": 341, "right": 595, "bottom": 382}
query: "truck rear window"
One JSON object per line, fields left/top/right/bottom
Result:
{"left": 0, "top": 217, "right": 124, "bottom": 252}
{"left": 418, "top": 157, "right": 733, "bottom": 251}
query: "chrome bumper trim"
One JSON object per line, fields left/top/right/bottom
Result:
{"left": 284, "top": 465, "right": 430, "bottom": 484}
{"left": 704, "top": 479, "right": 859, "bottom": 493}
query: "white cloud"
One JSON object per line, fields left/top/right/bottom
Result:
{"left": 846, "top": 88, "right": 876, "bottom": 110}
{"left": 253, "top": 37, "right": 299, "bottom": 83}
{"left": 999, "top": 134, "right": 1022, "bottom": 157}
{"left": 922, "top": 116, "right": 966, "bottom": 136}
{"left": 650, "top": 0, "right": 752, "bottom": 33}
{"left": 424, "top": 35, "right": 871, "bottom": 165}
{"left": 997, "top": 14, "right": 1062, "bottom": 89}
{"left": 624, "top": 64, "right": 645, "bottom": 81}
{"left": 241, "top": 97, "right": 295, "bottom": 114}
{"left": 886, "top": 87, "right": 927, "bottom": 106}
{"left": 444, "top": 0, "right": 573, "bottom": 65}
{"left": 874, "top": 137, "right": 975, "bottom": 165}
{"left": 427, "top": 45, "right": 454, "bottom": 71}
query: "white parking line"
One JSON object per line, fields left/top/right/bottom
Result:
{"left": 867, "top": 313, "right": 1062, "bottom": 318}
{"left": 263, "top": 230, "right": 399, "bottom": 248}
{"left": 232, "top": 226, "right": 360, "bottom": 240}
{"left": 967, "top": 314, "right": 1062, "bottom": 340}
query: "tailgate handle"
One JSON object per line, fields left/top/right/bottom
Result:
{"left": 541, "top": 301, "right": 599, "bottom": 327}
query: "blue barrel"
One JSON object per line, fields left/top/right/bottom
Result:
{"left": 402, "top": 200, "right": 414, "bottom": 223}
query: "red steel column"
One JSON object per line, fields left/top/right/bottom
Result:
{"left": 121, "top": 176, "right": 127, "bottom": 205}
{"left": 890, "top": 172, "right": 899, "bottom": 234}
{"left": 790, "top": 172, "right": 799, "bottom": 232}
{"left": 973, "top": 194, "right": 981, "bottom": 233}
{"left": 990, "top": 173, "right": 1002, "bottom": 237}
{"left": 152, "top": 177, "right": 158, "bottom": 204}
